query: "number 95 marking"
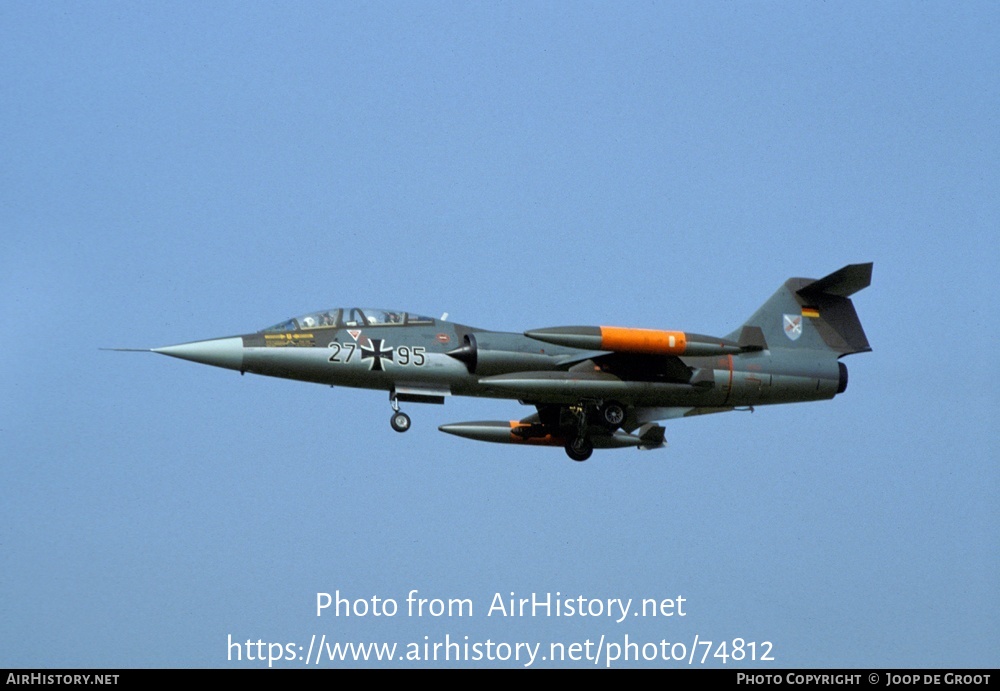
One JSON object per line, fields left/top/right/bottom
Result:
{"left": 396, "top": 346, "right": 425, "bottom": 366}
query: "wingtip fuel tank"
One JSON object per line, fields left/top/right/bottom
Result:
{"left": 438, "top": 420, "right": 658, "bottom": 450}
{"left": 524, "top": 326, "right": 744, "bottom": 357}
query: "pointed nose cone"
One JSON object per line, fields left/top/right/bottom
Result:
{"left": 152, "top": 337, "right": 244, "bottom": 371}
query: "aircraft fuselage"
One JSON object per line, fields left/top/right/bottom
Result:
{"left": 137, "top": 263, "right": 871, "bottom": 461}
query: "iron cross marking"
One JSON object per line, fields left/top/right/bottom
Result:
{"left": 361, "top": 338, "right": 394, "bottom": 371}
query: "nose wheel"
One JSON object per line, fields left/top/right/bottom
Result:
{"left": 389, "top": 393, "right": 411, "bottom": 432}
{"left": 391, "top": 411, "right": 411, "bottom": 433}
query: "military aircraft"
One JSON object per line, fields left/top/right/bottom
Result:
{"left": 113, "top": 263, "right": 872, "bottom": 461}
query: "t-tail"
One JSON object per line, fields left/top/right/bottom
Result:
{"left": 728, "top": 263, "right": 873, "bottom": 358}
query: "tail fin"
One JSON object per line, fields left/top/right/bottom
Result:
{"left": 727, "top": 263, "right": 873, "bottom": 356}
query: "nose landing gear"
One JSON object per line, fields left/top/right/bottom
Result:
{"left": 391, "top": 412, "right": 411, "bottom": 432}
{"left": 390, "top": 394, "right": 411, "bottom": 433}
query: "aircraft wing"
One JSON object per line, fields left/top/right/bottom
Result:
{"left": 550, "top": 349, "right": 694, "bottom": 383}
{"left": 580, "top": 351, "right": 694, "bottom": 383}
{"left": 530, "top": 323, "right": 748, "bottom": 386}
{"left": 478, "top": 369, "right": 700, "bottom": 404}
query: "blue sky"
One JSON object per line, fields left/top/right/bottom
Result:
{"left": 2, "top": 2, "right": 996, "bottom": 668}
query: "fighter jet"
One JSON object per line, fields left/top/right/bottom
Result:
{"left": 114, "top": 263, "right": 872, "bottom": 461}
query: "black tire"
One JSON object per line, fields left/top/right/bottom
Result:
{"left": 601, "top": 401, "right": 626, "bottom": 428}
{"left": 565, "top": 436, "right": 593, "bottom": 462}
{"left": 391, "top": 412, "right": 411, "bottom": 433}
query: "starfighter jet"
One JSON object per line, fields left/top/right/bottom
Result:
{"left": 113, "top": 264, "right": 872, "bottom": 461}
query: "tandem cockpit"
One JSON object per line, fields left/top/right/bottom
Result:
{"left": 263, "top": 308, "right": 436, "bottom": 332}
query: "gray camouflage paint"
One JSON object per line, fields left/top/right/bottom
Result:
{"left": 147, "top": 264, "right": 872, "bottom": 460}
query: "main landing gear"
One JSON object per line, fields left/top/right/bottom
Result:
{"left": 565, "top": 436, "right": 593, "bottom": 462}
{"left": 601, "top": 401, "right": 625, "bottom": 427}
{"left": 562, "top": 399, "right": 625, "bottom": 462}
{"left": 390, "top": 394, "right": 411, "bottom": 433}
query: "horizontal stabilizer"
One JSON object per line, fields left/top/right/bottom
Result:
{"left": 797, "top": 263, "right": 873, "bottom": 298}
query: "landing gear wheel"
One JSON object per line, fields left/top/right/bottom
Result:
{"left": 390, "top": 412, "right": 411, "bottom": 433}
{"left": 565, "top": 436, "right": 593, "bottom": 462}
{"left": 601, "top": 401, "right": 625, "bottom": 428}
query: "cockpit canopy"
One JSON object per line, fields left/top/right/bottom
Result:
{"left": 263, "top": 308, "right": 435, "bottom": 332}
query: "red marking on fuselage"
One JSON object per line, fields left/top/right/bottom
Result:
{"left": 723, "top": 354, "right": 734, "bottom": 405}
